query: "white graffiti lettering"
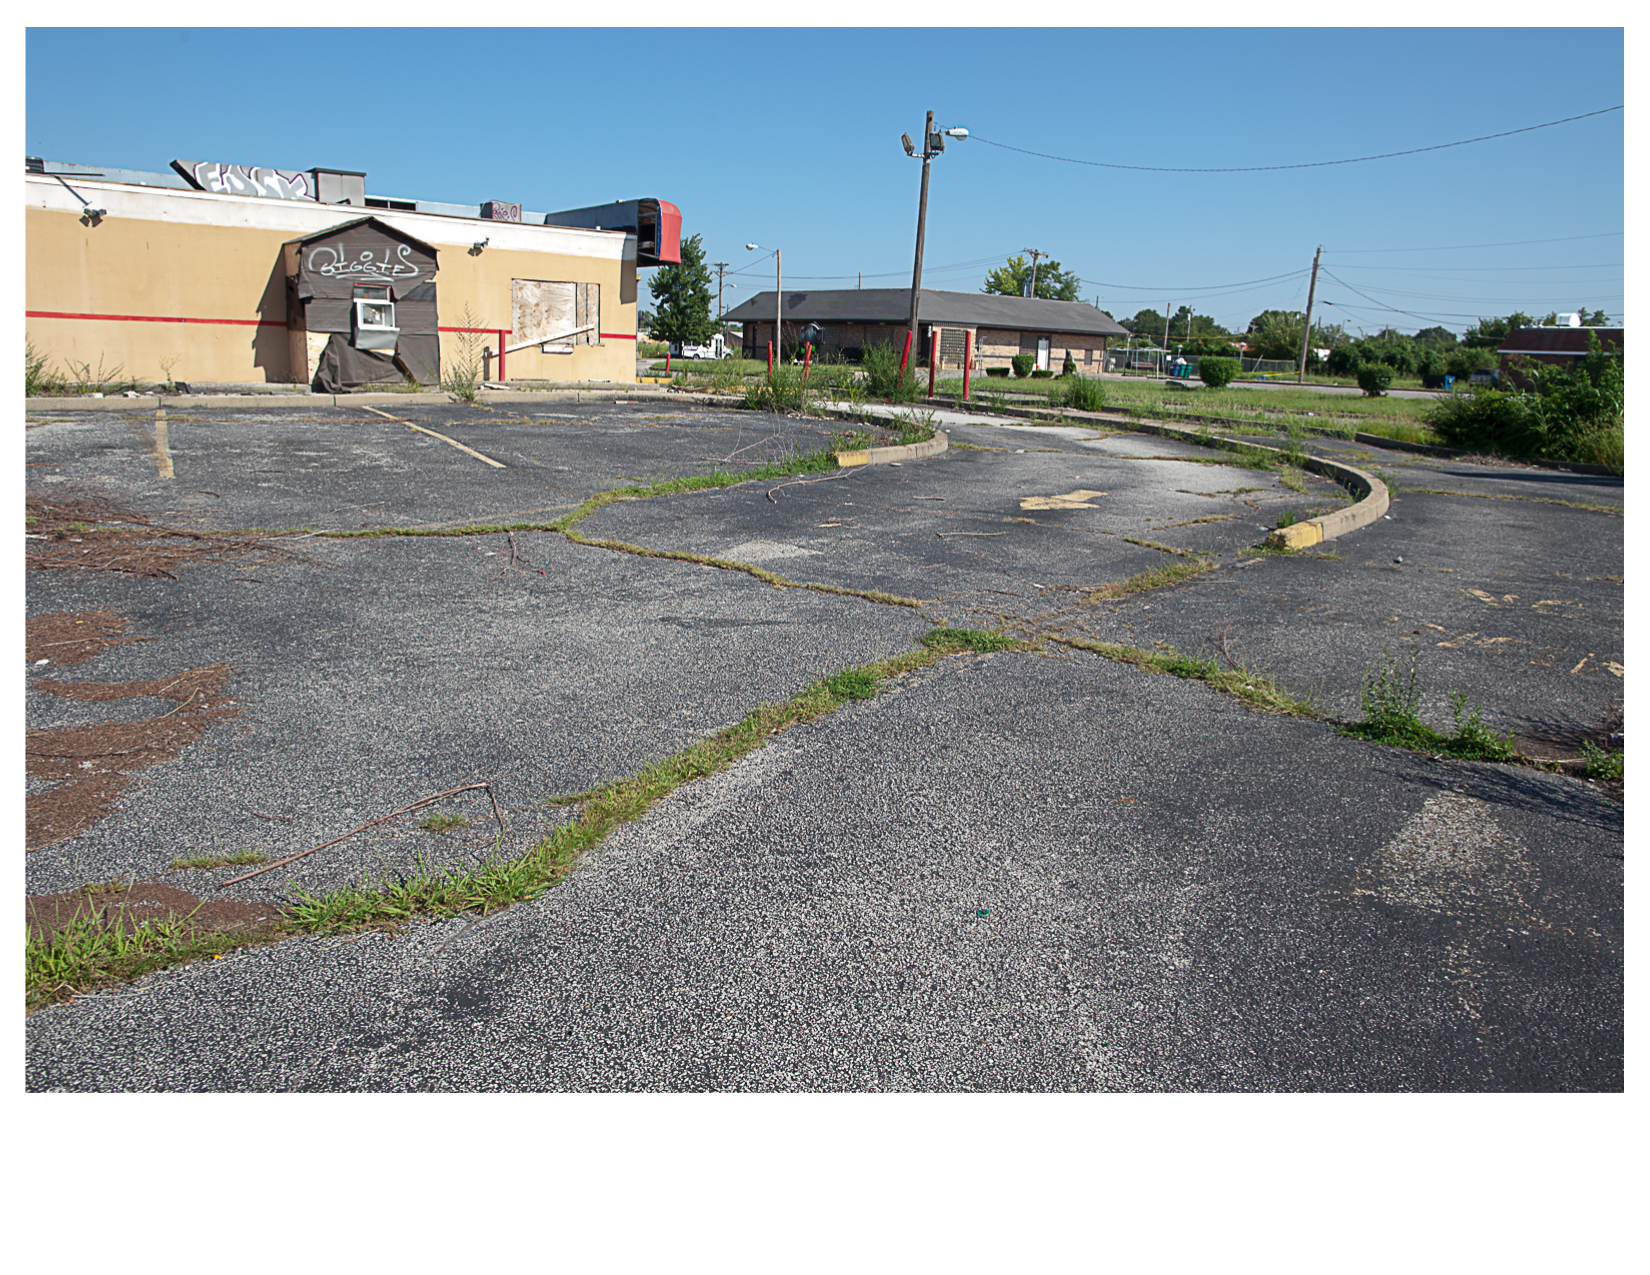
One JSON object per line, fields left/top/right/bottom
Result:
{"left": 307, "top": 244, "right": 423, "bottom": 284}
{"left": 189, "top": 161, "right": 313, "bottom": 202}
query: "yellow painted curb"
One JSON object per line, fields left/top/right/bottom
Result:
{"left": 1267, "top": 521, "right": 1325, "bottom": 550}
{"left": 835, "top": 430, "right": 949, "bottom": 469}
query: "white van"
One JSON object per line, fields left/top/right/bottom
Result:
{"left": 671, "top": 334, "right": 726, "bottom": 360}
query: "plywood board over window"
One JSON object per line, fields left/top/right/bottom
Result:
{"left": 512, "top": 280, "right": 601, "bottom": 354}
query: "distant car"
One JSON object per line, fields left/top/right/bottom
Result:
{"left": 671, "top": 334, "right": 726, "bottom": 359}
{"left": 1470, "top": 367, "right": 1500, "bottom": 387}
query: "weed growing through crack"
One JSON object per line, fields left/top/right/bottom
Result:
{"left": 1581, "top": 741, "right": 1624, "bottom": 781}
{"left": 1341, "top": 646, "right": 1517, "bottom": 760}
{"left": 1050, "top": 636, "right": 1316, "bottom": 717}
{"left": 419, "top": 811, "right": 470, "bottom": 832}
{"left": 821, "top": 667, "right": 882, "bottom": 700}
{"left": 169, "top": 851, "right": 271, "bottom": 870}
{"left": 921, "top": 627, "right": 1018, "bottom": 653}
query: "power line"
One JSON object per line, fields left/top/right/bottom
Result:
{"left": 969, "top": 105, "right": 1621, "bottom": 174}
{"left": 1077, "top": 268, "right": 1309, "bottom": 293}
{"left": 1335, "top": 262, "right": 1623, "bottom": 273}
{"left": 1328, "top": 230, "right": 1623, "bottom": 253}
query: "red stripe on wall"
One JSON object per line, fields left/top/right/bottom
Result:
{"left": 600, "top": 332, "right": 637, "bottom": 340}
{"left": 27, "top": 309, "right": 282, "bottom": 327}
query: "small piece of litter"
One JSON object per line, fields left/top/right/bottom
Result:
{"left": 976, "top": 909, "right": 989, "bottom": 917}
{"left": 34, "top": 659, "right": 49, "bottom": 666}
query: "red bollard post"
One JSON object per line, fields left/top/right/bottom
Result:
{"left": 767, "top": 341, "right": 774, "bottom": 377}
{"left": 898, "top": 330, "right": 913, "bottom": 378}
{"left": 665, "top": 350, "right": 671, "bottom": 376}
{"left": 963, "top": 331, "right": 972, "bottom": 401}
{"left": 803, "top": 342, "right": 812, "bottom": 380}
{"left": 928, "top": 330, "right": 938, "bottom": 399}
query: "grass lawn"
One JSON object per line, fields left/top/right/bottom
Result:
{"left": 936, "top": 375, "right": 1445, "bottom": 445}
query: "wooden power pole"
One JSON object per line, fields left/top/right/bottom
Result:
{"left": 1297, "top": 246, "right": 1322, "bottom": 383}
{"left": 907, "top": 110, "right": 938, "bottom": 361}
{"left": 1024, "top": 248, "right": 1046, "bottom": 298}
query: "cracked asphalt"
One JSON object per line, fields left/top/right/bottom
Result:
{"left": 24, "top": 399, "right": 1624, "bottom": 1090}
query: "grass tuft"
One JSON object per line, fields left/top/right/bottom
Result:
{"left": 169, "top": 851, "right": 271, "bottom": 870}
{"left": 920, "top": 627, "right": 1018, "bottom": 653}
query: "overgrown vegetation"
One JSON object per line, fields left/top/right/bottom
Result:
{"left": 1057, "top": 375, "right": 1108, "bottom": 412}
{"left": 441, "top": 305, "right": 487, "bottom": 403}
{"left": 26, "top": 341, "right": 68, "bottom": 396}
{"left": 860, "top": 342, "right": 922, "bottom": 402}
{"left": 1340, "top": 646, "right": 1517, "bottom": 761}
{"left": 1581, "top": 740, "right": 1624, "bottom": 782}
{"left": 1424, "top": 333, "right": 1623, "bottom": 469}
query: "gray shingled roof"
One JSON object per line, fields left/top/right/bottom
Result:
{"left": 723, "top": 287, "right": 1129, "bottom": 337}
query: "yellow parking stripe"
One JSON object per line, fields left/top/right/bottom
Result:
{"left": 360, "top": 405, "right": 506, "bottom": 469}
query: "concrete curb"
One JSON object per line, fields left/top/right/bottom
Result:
{"left": 835, "top": 430, "right": 949, "bottom": 468}
{"left": 1124, "top": 421, "right": 1389, "bottom": 550}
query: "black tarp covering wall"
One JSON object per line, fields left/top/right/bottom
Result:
{"left": 287, "top": 218, "right": 440, "bottom": 391}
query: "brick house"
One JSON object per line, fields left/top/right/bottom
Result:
{"left": 723, "top": 287, "right": 1129, "bottom": 374}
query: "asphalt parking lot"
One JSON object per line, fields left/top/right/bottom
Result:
{"left": 24, "top": 398, "right": 1623, "bottom": 1090}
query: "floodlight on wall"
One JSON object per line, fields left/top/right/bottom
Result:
{"left": 81, "top": 206, "right": 107, "bottom": 225}
{"left": 472, "top": 237, "right": 489, "bottom": 252}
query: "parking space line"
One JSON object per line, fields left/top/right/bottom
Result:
{"left": 360, "top": 405, "right": 507, "bottom": 469}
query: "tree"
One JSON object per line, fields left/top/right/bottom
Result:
{"left": 1462, "top": 312, "right": 1535, "bottom": 349}
{"left": 1413, "top": 326, "right": 1458, "bottom": 350}
{"left": 982, "top": 255, "right": 1081, "bottom": 302}
{"left": 1122, "top": 306, "right": 1226, "bottom": 345}
{"left": 648, "top": 233, "right": 715, "bottom": 346}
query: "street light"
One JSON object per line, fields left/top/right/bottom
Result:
{"left": 747, "top": 242, "right": 780, "bottom": 367}
{"left": 903, "top": 114, "right": 968, "bottom": 370}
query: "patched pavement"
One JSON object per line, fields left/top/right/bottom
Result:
{"left": 24, "top": 400, "right": 1624, "bottom": 1091}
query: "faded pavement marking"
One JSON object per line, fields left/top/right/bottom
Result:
{"left": 126, "top": 410, "right": 174, "bottom": 480}
{"left": 360, "top": 405, "right": 507, "bottom": 469}
{"left": 1020, "top": 489, "right": 1108, "bottom": 511}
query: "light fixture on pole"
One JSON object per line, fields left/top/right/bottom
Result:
{"left": 747, "top": 242, "right": 780, "bottom": 366}
{"left": 904, "top": 115, "right": 968, "bottom": 372}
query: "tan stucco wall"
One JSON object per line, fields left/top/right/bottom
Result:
{"left": 26, "top": 185, "right": 637, "bottom": 386}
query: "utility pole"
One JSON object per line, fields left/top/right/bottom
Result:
{"left": 906, "top": 110, "right": 938, "bottom": 360}
{"left": 1024, "top": 248, "right": 1046, "bottom": 298}
{"left": 1297, "top": 245, "right": 1322, "bottom": 384}
{"left": 711, "top": 261, "right": 729, "bottom": 336}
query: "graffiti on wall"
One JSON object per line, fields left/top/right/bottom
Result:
{"left": 180, "top": 161, "right": 314, "bottom": 201}
{"left": 307, "top": 244, "right": 424, "bottom": 284}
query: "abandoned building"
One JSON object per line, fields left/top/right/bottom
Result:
{"left": 1496, "top": 323, "right": 1623, "bottom": 388}
{"left": 25, "top": 155, "right": 680, "bottom": 389}
{"left": 722, "top": 287, "right": 1130, "bottom": 374}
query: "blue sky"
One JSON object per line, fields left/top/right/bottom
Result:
{"left": 25, "top": 25, "right": 1625, "bottom": 336}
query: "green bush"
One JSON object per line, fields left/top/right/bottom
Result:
{"left": 1011, "top": 354, "right": 1034, "bottom": 378}
{"left": 1062, "top": 355, "right": 1077, "bottom": 375}
{"left": 1030, "top": 369, "right": 1053, "bottom": 379}
{"left": 1059, "top": 376, "right": 1107, "bottom": 412}
{"left": 985, "top": 366, "right": 1010, "bottom": 377}
{"left": 1198, "top": 356, "right": 1240, "bottom": 389}
{"left": 1445, "top": 347, "right": 1496, "bottom": 380}
{"left": 859, "top": 341, "right": 921, "bottom": 402}
{"left": 1325, "top": 346, "right": 1361, "bottom": 376}
{"left": 1357, "top": 364, "right": 1394, "bottom": 397}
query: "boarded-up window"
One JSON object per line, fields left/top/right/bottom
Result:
{"left": 511, "top": 280, "right": 600, "bottom": 354}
